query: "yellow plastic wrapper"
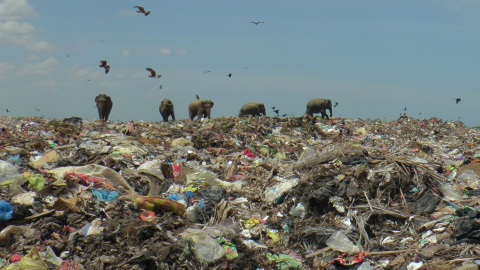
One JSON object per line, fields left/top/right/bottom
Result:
{"left": 241, "top": 217, "right": 259, "bottom": 228}
{"left": 135, "top": 196, "right": 186, "bottom": 217}
{"left": 18, "top": 247, "right": 48, "bottom": 270}
{"left": 267, "top": 229, "right": 281, "bottom": 243}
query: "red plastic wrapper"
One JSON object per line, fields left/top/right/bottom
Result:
{"left": 242, "top": 148, "right": 256, "bottom": 158}
{"left": 172, "top": 164, "right": 181, "bottom": 179}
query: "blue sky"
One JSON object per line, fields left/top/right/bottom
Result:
{"left": 2, "top": 0, "right": 480, "bottom": 126}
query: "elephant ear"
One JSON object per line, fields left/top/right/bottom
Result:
{"left": 210, "top": 101, "right": 214, "bottom": 107}
{"left": 200, "top": 101, "right": 206, "bottom": 107}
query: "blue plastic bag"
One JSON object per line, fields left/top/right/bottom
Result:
{"left": 0, "top": 200, "right": 13, "bottom": 221}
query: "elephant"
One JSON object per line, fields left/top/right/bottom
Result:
{"left": 94, "top": 94, "right": 113, "bottom": 121}
{"left": 159, "top": 98, "right": 175, "bottom": 122}
{"left": 239, "top": 102, "right": 266, "bottom": 117}
{"left": 188, "top": 99, "right": 214, "bottom": 120}
{"left": 305, "top": 98, "right": 332, "bottom": 119}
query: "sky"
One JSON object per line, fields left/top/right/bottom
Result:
{"left": 2, "top": 0, "right": 480, "bottom": 126}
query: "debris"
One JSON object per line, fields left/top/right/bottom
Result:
{"left": 0, "top": 115, "right": 479, "bottom": 268}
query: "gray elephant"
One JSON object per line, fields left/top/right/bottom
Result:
{"left": 239, "top": 102, "right": 266, "bottom": 117}
{"left": 159, "top": 98, "right": 175, "bottom": 122}
{"left": 95, "top": 94, "right": 113, "bottom": 121}
{"left": 188, "top": 99, "right": 214, "bottom": 120}
{"left": 305, "top": 98, "right": 332, "bottom": 119}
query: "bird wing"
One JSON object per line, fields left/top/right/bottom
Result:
{"left": 99, "top": 60, "right": 107, "bottom": 66}
{"left": 146, "top": 68, "right": 156, "bottom": 76}
{"left": 134, "top": 6, "right": 145, "bottom": 12}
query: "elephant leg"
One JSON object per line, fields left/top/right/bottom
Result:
{"left": 162, "top": 115, "right": 168, "bottom": 122}
{"left": 171, "top": 111, "right": 175, "bottom": 121}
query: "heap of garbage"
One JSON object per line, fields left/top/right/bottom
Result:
{"left": 1, "top": 115, "right": 480, "bottom": 270}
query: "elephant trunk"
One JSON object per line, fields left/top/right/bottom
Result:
{"left": 97, "top": 103, "right": 105, "bottom": 120}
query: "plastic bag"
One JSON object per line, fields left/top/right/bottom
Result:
{"left": 180, "top": 228, "right": 225, "bottom": 263}
{"left": 18, "top": 247, "right": 48, "bottom": 270}
{"left": 0, "top": 200, "right": 13, "bottom": 221}
{"left": 456, "top": 169, "right": 480, "bottom": 189}
{"left": 326, "top": 231, "right": 361, "bottom": 253}
{"left": 264, "top": 177, "right": 299, "bottom": 204}
{"left": 0, "top": 160, "right": 22, "bottom": 185}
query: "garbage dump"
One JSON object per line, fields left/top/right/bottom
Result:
{"left": 1, "top": 115, "right": 480, "bottom": 269}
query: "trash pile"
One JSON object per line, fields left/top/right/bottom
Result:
{"left": 1, "top": 115, "right": 480, "bottom": 269}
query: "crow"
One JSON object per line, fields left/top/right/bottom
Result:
{"left": 251, "top": 21, "right": 264, "bottom": 25}
{"left": 456, "top": 98, "right": 461, "bottom": 104}
{"left": 227, "top": 73, "right": 232, "bottom": 78}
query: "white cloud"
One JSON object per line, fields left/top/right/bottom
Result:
{"left": 0, "top": 61, "right": 14, "bottom": 72}
{"left": 0, "top": 19, "right": 55, "bottom": 51}
{"left": 25, "top": 80, "right": 58, "bottom": 91}
{"left": 155, "top": 48, "right": 171, "bottom": 55}
{"left": 122, "top": 50, "right": 131, "bottom": 56}
{"left": 72, "top": 39, "right": 96, "bottom": 52}
{"left": 176, "top": 49, "right": 187, "bottom": 56}
{"left": 0, "top": 61, "right": 14, "bottom": 80}
{"left": 17, "top": 57, "right": 58, "bottom": 76}
{"left": 0, "top": 0, "right": 37, "bottom": 20}
{"left": 0, "top": 1, "right": 54, "bottom": 51}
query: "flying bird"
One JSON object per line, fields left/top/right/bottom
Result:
{"left": 99, "top": 60, "right": 110, "bottom": 74}
{"left": 203, "top": 70, "right": 211, "bottom": 74}
{"left": 282, "top": 114, "right": 287, "bottom": 117}
{"left": 271, "top": 106, "right": 276, "bottom": 110}
{"left": 99, "top": 60, "right": 107, "bottom": 68}
{"left": 456, "top": 98, "right": 461, "bottom": 104}
{"left": 159, "top": 85, "right": 163, "bottom": 89}
{"left": 35, "top": 108, "right": 40, "bottom": 112}
{"left": 146, "top": 68, "right": 161, "bottom": 78}
{"left": 273, "top": 109, "right": 279, "bottom": 115}
{"left": 251, "top": 21, "right": 264, "bottom": 25}
{"left": 334, "top": 102, "right": 339, "bottom": 108}
{"left": 134, "top": 6, "right": 150, "bottom": 16}
{"left": 227, "top": 73, "right": 232, "bottom": 78}
{"left": 195, "top": 95, "right": 200, "bottom": 100}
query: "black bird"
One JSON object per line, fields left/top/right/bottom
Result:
{"left": 146, "top": 68, "right": 161, "bottom": 78}
{"left": 334, "top": 102, "right": 339, "bottom": 108}
{"left": 158, "top": 85, "right": 163, "bottom": 89}
{"left": 5, "top": 109, "right": 9, "bottom": 113}
{"left": 134, "top": 6, "right": 150, "bottom": 16}
{"left": 251, "top": 21, "right": 264, "bottom": 25}
{"left": 35, "top": 108, "right": 40, "bottom": 112}
{"left": 404, "top": 107, "right": 407, "bottom": 111}
{"left": 203, "top": 70, "right": 211, "bottom": 74}
{"left": 271, "top": 106, "right": 276, "bottom": 110}
{"left": 227, "top": 73, "right": 232, "bottom": 78}
{"left": 282, "top": 114, "right": 287, "bottom": 117}
{"left": 273, "top": 109, "right": 279, "bottom": 115}
{"left": 195, "top": 95, "right": 200, "bottom": 100}
{"left": 456, "top": 98, "right": 461, "bottom": 104}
